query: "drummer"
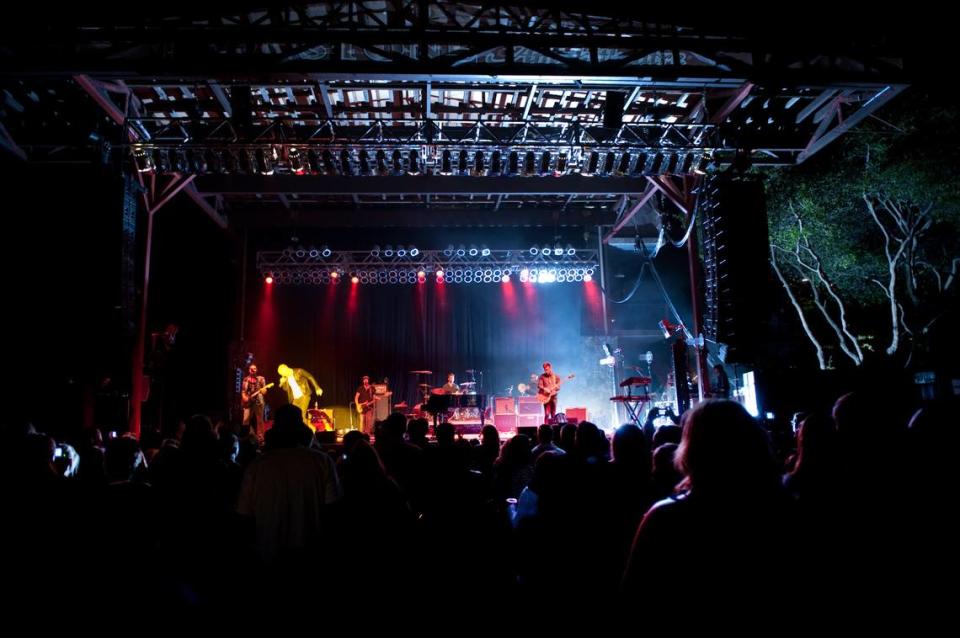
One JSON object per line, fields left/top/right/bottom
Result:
{"left": 441, "top": 372, "right": 460, "bottom": 394}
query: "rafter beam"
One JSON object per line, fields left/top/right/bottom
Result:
{"left": 194, "top": 175, "right": 655, "bottom": 195}
{"left": 603, "top": 182, "right": 659, "bottom": 243}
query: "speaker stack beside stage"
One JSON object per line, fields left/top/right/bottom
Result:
{"left": 517, "top": 396, "right": 542, "bottom": 429}
{"left": 493, "top": 396, "right": 517, "bottom": 434}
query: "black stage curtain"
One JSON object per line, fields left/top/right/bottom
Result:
{"left": 248, "top": 281, "right": 596, "bottom": 410}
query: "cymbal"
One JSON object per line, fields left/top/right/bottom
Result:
{"left": 410, "top": 370, "right": 432, "bottom": 374}
{"left": 619, "top": 376, "right": 652, "bottom": 387}
{"left": 460, "top": 381, "right": 476, "bottom": 387}
{"left": 431, "top": 388, "right": 447, "bottom": 395}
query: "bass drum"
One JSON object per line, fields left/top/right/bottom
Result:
{"left": 305, "top": 408, "right": 334, "bottom": 432}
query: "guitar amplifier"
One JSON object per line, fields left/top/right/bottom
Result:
{"left": 373, "top": 385, "right": 391, "bottom": 420}
{"left": 517, "top": 414, "right": 542, "bottom": 429}
{"left": 494, "top": 414, "right": 517, "bottom": 433}
{"left": 565, "top": 407, "right": 587, "bottom": 424}
{"left": 494, "top": 396, "right": 516, "bottom": 415}
{"left": 517, "top": 397, "right": 542, "bottom": 415}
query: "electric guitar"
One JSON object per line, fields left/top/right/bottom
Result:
{"left": 355, "top": 395, "right": 383, "bottom": 414}
{"left": 241, "top": 382, "right": 275, "bottom": 408}
{"left": 536, "top": 374, "right": 575, "bottom": 404}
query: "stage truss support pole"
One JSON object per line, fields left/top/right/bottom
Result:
{"left": 597, "top": 224, "right": 619, "bottom": 426}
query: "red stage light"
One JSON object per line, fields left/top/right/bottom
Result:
{"left": 436, "top": 269, "right": 444, "bottom": 278}
{"left": 264, "top": 275, "right": 274, "bottom": 284}
{"left": 584, "top": 273, "right": 593, "bottom": 282}
{"left": 502, "top": 274, "right": 510, "bottom": 283}
{"left": 351, "top": 276, "right": 359, "bottom": 284}
{"left": 330, "top": 271, "right": 339, "bottom": 279}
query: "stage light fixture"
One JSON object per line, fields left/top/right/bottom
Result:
{"left": 524, "top": 151, "right": 536, "bottom": 175}
{"left": 584, "top": 273, "right": 593, "bottom": 282}
{"left": 396, "top": 245, "right": 407, "bottom": 257}
{"left": 321, "top": 246, "right": 332, "bottom": 258}
{"left": 440, "top": 150, "right": 452, "bottom": 175}
{"left": 392, "top": 149, "right": 403, "bottom": 173}
{"left": 480, "top": 245, "right": 491, "bottom": 257}
{"left": 566, "top": 244, "right": 576, "bottom": 256}
{"left": 502, "top": 274, "right": 511, "bottom": 283}
{"left": 443, "top": 245, "right": 454, "bottom": 257}
{"left": 330, "top": 271, "right": 339, "bottom": 279}
{"left": 265, "top": 274, "right": 274, "bottom": 284}
{"left": 554, "top": 244, "right": 564, "bottom": 256}
{"left": 376, "top": 149, "right": 387, "bottom": 174}
{"left": 132, "top": 148, "right": 155, "bottom": 172}
{"left": 358, "top": 149, "right": 370, "bottom": 174}
{"left": 371, "top": 245, "right": 380, "bottom": 257}
{"left": 468, "top": 245, "right": 479, "bottom": 257}
{"left": 557, "top": 152, "right": 568, "bottom": 174}
{"left": 586, "top": 151, "right": 599, "bottom": 174}
{"left": 458, "top": 151, "right": 468, "bottom": 174}
{"left": 308, "top": 247, "right": 320, "bottom": 259}
{"left": 435, "top": 269, "right": 444, "bottom": 278}
{"left": 409, "top": 246, "right": 419, "bottom": 257}
{"left": 456, "top": 245, "right": 466, "bottom": 257}
{"left": 474, "top": 151, "right": 485, "bottom": 175}
{"left": 491, "top": 150, "right": 502, "bottom": 174}
{"left": 408, "top": 149, "right": 422, "bottom": 175}
{"left": 295, "top": 246, "right": 307, "bottom": 259}
{"left": 384, "top": 245, "right": 395, "bottom": 257}
{"left": 288, "top": 147, "right": 306, "bottom": 174}
{"left": 618, "top": 152, "right": 631, "bottom": 175}
{"left": 351, "top": 275, "right": 359, "bottom": 284}
{"left": 540, "top": 151, "right": 551, "bottom": 175}
{"left": 543, "top": 245, "right": 552, "bottom": 255}
{"left": 307, "top": 149, "right": 322, "bottom": 173}
{"left": 529, "top": 246, "right": 539, "bottom": 256}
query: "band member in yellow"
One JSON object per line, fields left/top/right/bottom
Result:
{"left": 277, "top": 363, "right": 322, "bottom": 419}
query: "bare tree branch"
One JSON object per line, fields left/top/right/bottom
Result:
{"left": 771, "top": 244, "right": 827, "bottom": 370}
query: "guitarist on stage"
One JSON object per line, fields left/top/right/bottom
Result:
{"left": 537, "top": 362, "right": 562, "bottom": 423}
{"left": 354, "top": 375, "right": 377, "bottom": 435}
{"left": 241, "top": 364, "right": 269, "bottom": 436}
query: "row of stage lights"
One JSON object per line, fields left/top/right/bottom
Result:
{"left": 132, "top": 145, "right": 712, "bottom": 177}
{"left": 284, "top": 244, "right": 576, "bottom": 260}
{"left": 264, "top": 266, "right": 595, "bottom": 286}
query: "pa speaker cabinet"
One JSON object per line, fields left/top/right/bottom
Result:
{"left": 565, "top": 407, "right": 587, "bottom": 424}
{"left": 494, "top": 396, "right": 516, "bottom": 415}
{"left": 517, "top": 397, "right": 542, "bottom": 415}
{"left": 494, "top": 414, "right": 517, "bottom": 433}
{"left": 517, "top": 414, "right": 542, "bottom": 429}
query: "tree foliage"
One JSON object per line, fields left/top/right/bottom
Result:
{"left": 765, "top": 93, "right": 960, "bottom": 369}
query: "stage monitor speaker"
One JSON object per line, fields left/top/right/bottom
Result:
{"left": 494, "top": 396, "right": 516, "bottom": 415}
{"left": 604, "top": 91, "right": 626, "bottom": 128}
{"left": 565, "top": 407, "right": 587, "bottom": 424}
{"left": 517, "top": 397, "right": 542, "bottom": 415}
{"left": 517, "top": 414, "right": 542, "bottom": 429}
{"left": 517, "top": 426, "right": 539, "bottom": 440}
{"left": 494, "top": 414, "right": 517, "bottom": 433}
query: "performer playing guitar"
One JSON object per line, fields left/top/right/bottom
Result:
{"left": 241, "top": 364, "right": 274, "bottom": 437}
{"left": 354, "top": 375, "right": 377, "bottom": 435}
{"left": 537, "top": 362, "right": 575, "bottom": 423}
